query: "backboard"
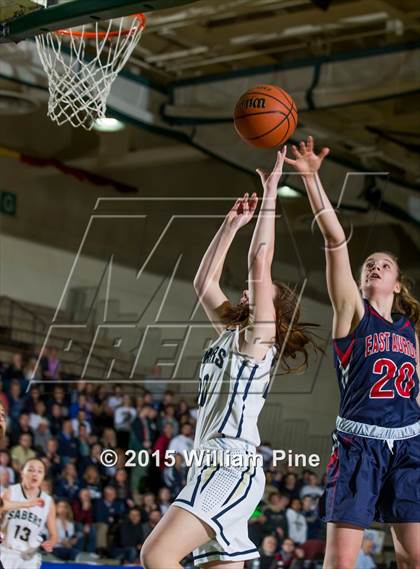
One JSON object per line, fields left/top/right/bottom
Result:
{"left": 0, "top": 0, "right": 44, "bottom": 23}
{"left": 0, "top": 0, "right": 199, "bottom": 43}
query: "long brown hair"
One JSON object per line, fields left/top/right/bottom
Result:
{"left": 362, "top": 252, "right": 420, "bottom": 335}
{"left": 217, "top": 281, "right": 320, "bottom": 373}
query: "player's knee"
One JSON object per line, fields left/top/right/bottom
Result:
{"left": 140, "top": 542, "right": 176, "bottom": 569}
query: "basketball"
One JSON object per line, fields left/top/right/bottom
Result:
{"left": 234, "top": 84, "right": 298, "bottom": 148}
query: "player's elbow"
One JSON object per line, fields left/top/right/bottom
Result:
{"left": 323, "top": 228, "right": 347, "bottom": 248}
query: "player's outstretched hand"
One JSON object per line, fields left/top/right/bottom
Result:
{"left": 42, "top": 540, "right": 54, "bottom": 553}
{"left": 256, "top": 146, "right": 287, "bottom": 190}
{"left": 226, "top": 192, "right": 258, "bottom": 232}
{"left": 284, "top": 135, "right": 330, "bottom": 175}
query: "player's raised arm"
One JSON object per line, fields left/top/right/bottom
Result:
{"left": 194, "top": 192, "right": 258, "bottom": 334}
{"left": 284, "top": 136, "right": 364, "bottom": 338}
{"left": 0, "top": 493, "right": 45, "bottom": 514}
{"left": 240, "top": 149, "right": 286, "bottom": 359}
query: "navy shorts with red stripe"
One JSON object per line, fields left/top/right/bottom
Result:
{"left": 319, "top": 430, "right": 420, "bottom": 528}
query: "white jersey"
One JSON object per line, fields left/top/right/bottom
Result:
{"left": 194, "top": 325, "right": 277, "bottom": 448}
{"left": 1, "top": 484, "right": 52, "bottom": 553}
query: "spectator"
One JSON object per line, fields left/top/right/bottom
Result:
{"left": 262, "top": 492, "right": 289, "bottom": 542}
{"left": 48, "top": 385, "right": 69, "bottom": 415}
{"left": 101, "top": 427, "right": 117, "bottom": 450}
{"left": 163, "top": 453, "right": 188, "bottom": 498}
{"left": 112, "top": 507, "right": 144, "bottom": 564}
{"left": 356, "top": 533, "right": 377, "bottom": 569}
{"left": 129, "top": 406, "right": 156, "bottom": 494}
{"left": 53, "top": 500, "right": 79, "bottom": 561}
{"left": 7, "top": 381, "right": 24, "bottom": 422}
{"left": 167, "top": 422, "right": 194, "bottom": 457}
{"left": 34, "top": 418, "right": 51, "bottom": 454}
{"left": 141, "top": 509, "right": 162, "bottom": 541}
{"left": 92, "top": 385, "right": 113, "bottom": 429}
{"left": 0, "top": 450, "right": 15, "bottom": 484}
{"left": 3, "top": 353, "right": 24, "bottom": 391}
{"left": 157, "top": 487, "right": 171, "bottom": 515}
{"left": 281, "top": 473, "right": 300, "bottom": 500}
{"left": 107, "top": 385, "right": 123, "bottom": 411}
{"left": 255, "top": 535, "right": 278, "bottom": 569}
{"left": 9, "top": 412, "right": 34, "bottom": 447}
{"left": 58, "top": 419, "right": 79, "bottom": 463}
{"left": 286, "top": 499, "right": 307, "bottom": 545}
{"left": 77, "top": 424, "right": 91, "bottom": 459}
{"left": 69, "top": 394, "right": 93, "bottom": 421}
{"left": 82, "top": 465, "right": 103, "bottom": 500}
{"left": 156, "top": 390, "right": 175, "bottom": 414}
{"left": 160, "top": 404, "right": 179, "bottom": 436}
{"left": 272, "top": 538, "right": 305, "bottom": 569}
{"left": 30, "top": 400, "right": 49, "bottom": 431}
{"left": 111, "top": 469, "right": 134, "bottom": 509}
{"left": 55, "top": 463, "right": 81, "bottom": 501}
{"left": 23, "top": 385, "right": 42, "bottom": 414}
{"left": 40, "top": 346, "right": 61, "bottom": 380}
{"left": 48, "top": 403, "right": 64, "bottom": 436}
{"left": 81, "top": 443, "right": 113, "bottom": 478}
{"left": 302, "top": 496, "right": 322, "bottom": 540}
{"left": 299, "top": 472, "right": 323, "bottom": 504}
{"left": 176, "top": 399, "right": 191, "bottom": 421}
{"left": 95, "top": 485, "right": 126, "bottom": 519}
{"left": 72, "top": 488, "right": 96, "bottom": 553}
{"left": 71, "top": 409, "right": 92, "bottom": 435}
{"left": 94, "top": 485, "right": 126, "bottom": 547}
{"left": 263, "top": 470, "right": 282, "bottom": 502}
{"left": 22, "top": 356, "right": 40, "bottom": 388}
{"left": 44, "top": 438, "right": 62, "bottom": 478}
{"left": 114, "top": 394, "right": 136, "bottom": 447}
{"left": 143, "top": 492, "right": 158, "bottom": 516}
{"left": 11, "top": 433, "right": 36, "bottom": 471}
{"left": 153, "top": 423, "right": 174, "bottom": 471}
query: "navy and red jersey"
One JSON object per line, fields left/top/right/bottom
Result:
{"left": 333, "top": 299, "right": 420, "bottom": 429}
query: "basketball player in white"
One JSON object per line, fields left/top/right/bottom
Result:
{"left": 0, "top": 458, "right": 57, "bottom": 569}
{"left": 0, "top": 403, "right": 45, "bottom": 515}
{"left": 141, "top": 148, "right": 318, "bottom": 569}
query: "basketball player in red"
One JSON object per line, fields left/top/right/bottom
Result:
{"left": 285, "top": 136, "right": 420, "bottom": 569}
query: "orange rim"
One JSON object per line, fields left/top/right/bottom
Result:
{"left": 56, "top": 13, "right": 146, "bottom": 38}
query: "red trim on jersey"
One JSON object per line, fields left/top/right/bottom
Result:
{"left": 398, "top": 320, "right": 411, "bottom": 332}
{"left": 367, "top": 304, "right": 388, "bottom": 322}
{"left": 334, "top": 337, "right": 355, "bottom": 367}
{"left": 327, "top": 448, "right": 338, "bottom": 471}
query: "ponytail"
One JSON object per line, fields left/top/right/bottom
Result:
{"left": 217, "top": 282, "right": 321, "bottom": 374}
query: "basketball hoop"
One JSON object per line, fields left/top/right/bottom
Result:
{"left": 35, "top": 13, "right": 146, "bottom": 130}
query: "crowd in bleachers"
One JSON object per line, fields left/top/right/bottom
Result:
{"left": 0, "top": 348, "right": 331, "bottom": 566}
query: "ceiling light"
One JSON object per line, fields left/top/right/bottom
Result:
{"left": 93, "top": 117, "right": 125, "bottom": 133}
{"left": 277, "top": 186, "right": 300, "bottom": 198}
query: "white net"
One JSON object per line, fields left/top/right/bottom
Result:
{"left": 35, "top": 14, "right": 145, "bottom": 130}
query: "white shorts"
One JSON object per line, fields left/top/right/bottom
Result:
{"left": 172, "top": 437, "right": 265, "bottom": 566}
{"left": 0, "top": 546, "right": 42, "bottom": 569}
